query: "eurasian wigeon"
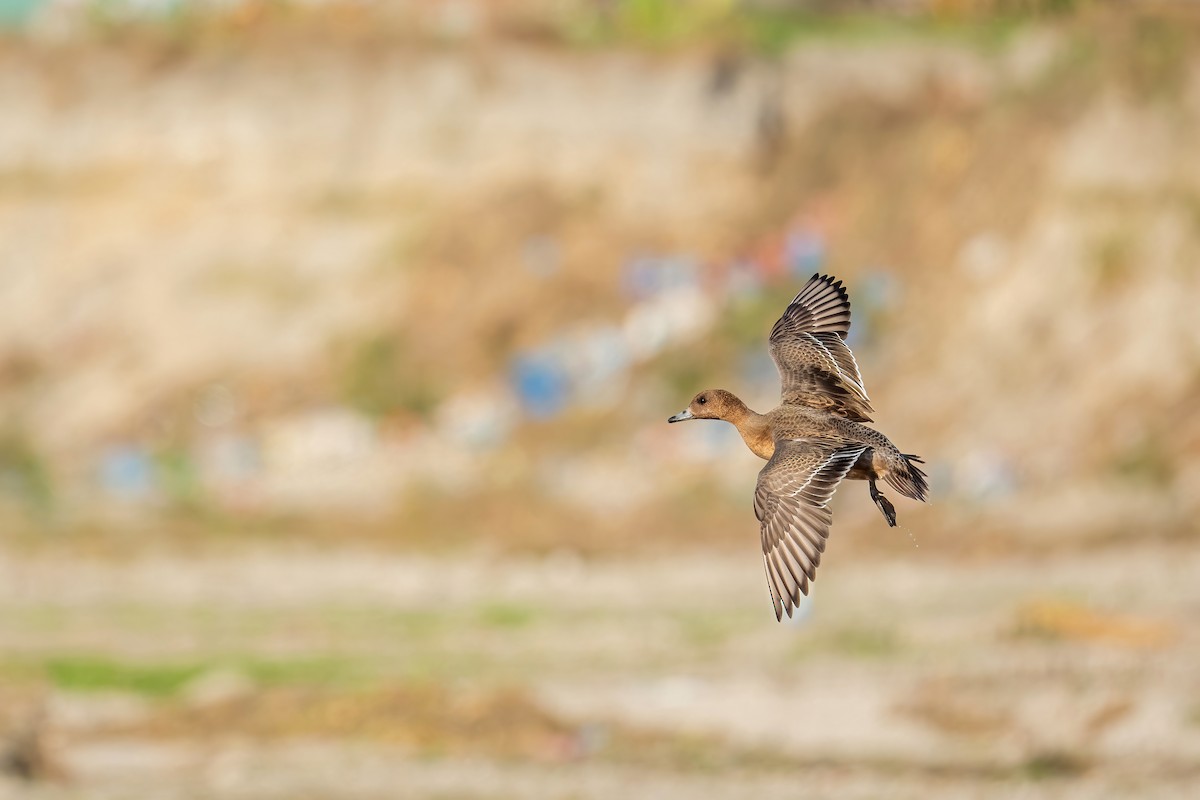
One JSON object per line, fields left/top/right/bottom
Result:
{"left": 668, "top": 273, "right": 928, "bottom": 620}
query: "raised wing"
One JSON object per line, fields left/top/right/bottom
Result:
{"left": 754, "top": 439, "right": 867, "bottom": 620}
{"left": 769, "top": 274, "right": 873, "bottom": 422}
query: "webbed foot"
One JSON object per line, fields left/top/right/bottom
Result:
{"left": 869, "top": 480, "right": 897, "bottom": 527}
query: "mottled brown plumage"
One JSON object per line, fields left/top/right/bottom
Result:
{"left": 769, "top": 274, "right": 873, "bottom": 422}
{"left": 668, "top": 274, "right": 927, "bottom": 620}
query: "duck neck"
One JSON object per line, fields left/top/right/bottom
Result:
{"left": 725, "top": 401, "right": 774, "bottom": 460}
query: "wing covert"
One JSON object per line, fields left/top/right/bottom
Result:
{"left": 769, "top": 274, "right": 873, "bottom": 421}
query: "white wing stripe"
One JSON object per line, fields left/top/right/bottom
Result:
{"left": 780, "top": 446, "right": 866, "bottom": 506}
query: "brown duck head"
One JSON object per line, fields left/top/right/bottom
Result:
{"left": 667, "top": 389, "right": 748, "bottom": 423}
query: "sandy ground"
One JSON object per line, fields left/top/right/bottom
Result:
{"left": 1, "top": 541, "right": 1198, "bottom": 799}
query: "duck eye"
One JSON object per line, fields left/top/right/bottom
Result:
{"left": 697, "top": 396, "right": 707, "bottom": 405}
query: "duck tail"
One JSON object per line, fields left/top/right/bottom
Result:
{"left": 885, "top": 453, "right": 929, "bottom": 503}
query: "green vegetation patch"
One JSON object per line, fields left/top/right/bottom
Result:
{"left": 675, "top": 610, "right": 752, "bottom": 649}
{"left": 0, "top": 432, "right": 55, "bottom": 516}
{"left": 826, "top": 625, "right": 903, "bottom": 659}
{"left": 338, "top": 333, "right": 444, "bottom": 421}
{"left": 1111, "top": 434, "right": 1174, "bottom": 487}
{"left": 477, "top": 603, "right": 540, "bottom": 630}
{"left": 561, "top": 0, "right": 1031, "bottom": 53}
{"left": 1022, "top": 749, "right": 1089, "bottom": 780}
{"left": 793, "top": 623, "right": 905, "bottom": 661}
{"left": 45, "top": 656, "right": 206, "bottom": 696}
{"left": 39, "top": 655, "right": 358, "bottom": 697}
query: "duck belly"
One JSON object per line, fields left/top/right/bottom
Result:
{"left": 845, "top": 448, "right": 879, "bottom": 481}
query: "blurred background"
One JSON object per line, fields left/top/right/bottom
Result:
{"left": 1, "top": 0, "right": 1199, "bottom": 797}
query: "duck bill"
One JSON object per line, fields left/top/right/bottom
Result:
{"left": 667, "top": 408, "right": 694, "bottom": 423}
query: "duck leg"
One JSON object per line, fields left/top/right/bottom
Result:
{"left": 869, "top": 479, "right": 897, "bottom": 527}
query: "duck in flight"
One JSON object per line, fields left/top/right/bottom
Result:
{"left": 667, "top": 273, "right": 928, "bottom": 620}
